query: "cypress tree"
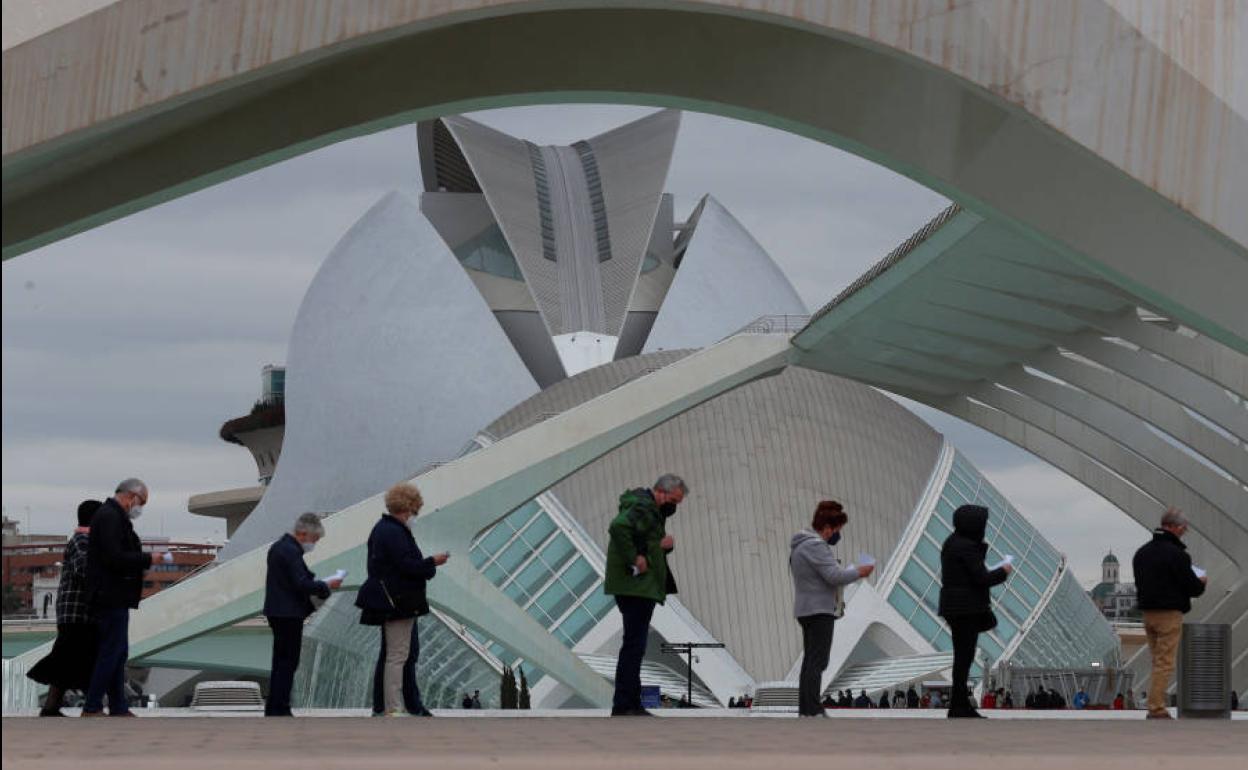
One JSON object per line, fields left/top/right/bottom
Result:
{"left": 519, "top": 666, "right": 531, "bottom": 710}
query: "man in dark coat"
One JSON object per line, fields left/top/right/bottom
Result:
{"left": 604, "top": 474, "right": 687, "bottom": 716}
{"left": 81, "top": 479, "right": 167, "bottom": 717}
{"left": 1132, "top": 507, "right": 1207, "bottom": 719}
{"left": 938, "top": 504, "right": 1012, "bottom": 719}
{"left": 263, "top": 513, "right": 340, "bottom": 716}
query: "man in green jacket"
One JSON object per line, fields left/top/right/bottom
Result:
{"left": 604, "top": 473, "right": 687, "bottom": 716}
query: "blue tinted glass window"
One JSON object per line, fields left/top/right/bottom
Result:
{"left": 909, "top": 607, "right": 942, "bottom": 642}
{"left": 483, "top": 562, "right": 507, "bottom": 586}
{"left": 914, "top": 535, "right": 941, "bottom": 572}
{"left": 927, "top": 513, "right": 952, "bottom": 540}
{"left": 539, "top": 534, "right": 575, "bottom": 572}
{"left": 1000, "top": 590, "right": 1029, "bottom": 622}
{"left": 556, "top": 606, "right": 596, "bottom": 646}
{"left": 495, "top": 538, "right": 532, "bottom": 573}
{"left": 525, "top": 602, "right": 552, "bottom": 626}
{"left": 520, "top": 514, "right": 557, "bottom": 548}
{"left": 901, "top": 561, "right": 934, "bottom": 597}
{"left": 920, "top": 581, "right": 940, "bottom": 612}
{"left": 994, "top": 611, "right": 1018, "bottom": 643}
{"left": 503, "top": 578, "right": 530, "bottom": 605}
{"left": 476, "top": 525, "right": 514, "bottom": 558}
{"left": 1012, "top": 575, "right": 1041, "bottom": 605}
{"left": 470, "top": 547, "right": 489, "bottom": 568}
{"left": 978, "top": 633, "right": 1003, "bottom": 663}
{"left": 933, "top": 630, "right": 952, "bottom": 651}
{"left": 536, "top": 581, "right": 575, "bottom": 622}
{"left": 584, "top": 589, "right": 615, "bottom": 620}
{"left": 515, "top": 558, "right": 552, "bottom": 597}
{"left": 888, "top": 587, "right": 918, "bottom": 620}
{"left": 508, "top": 501, "right": 540, "bottom": 531}
{"left": 561, "top": 559, "right": 597, "bottom": 598}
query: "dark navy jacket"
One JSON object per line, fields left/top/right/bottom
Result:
{"left": 264, "top": 533, "right": 331, "bottom": 619}
{"left": 1133, "top": 529, "right": 1206, "bottom": 613}
{"left": 86, "top": 497, "right": 152, "bottom": 610}
{"left": 355, "top": 514, "right": 437, "bottom": 624}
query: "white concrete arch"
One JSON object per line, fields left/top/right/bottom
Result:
{"left": 3, "top": 1, "right": 1246, "bottom": 350}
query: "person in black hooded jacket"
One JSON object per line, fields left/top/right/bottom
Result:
{"left": 938, "top": 504, "right": 1012, "bottom": 718}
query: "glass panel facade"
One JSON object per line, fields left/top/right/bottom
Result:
{"left": 886, "top": 450, "right": 1110, "bottom": 672}
{"left": 1011, "top": 572, "right": 1121, "bottom": 669}
{"left": 453, "top": 224, "right": 524, "bottom": 280}
{"left": 465, "top": 496, "right": 620, "bottom": 679}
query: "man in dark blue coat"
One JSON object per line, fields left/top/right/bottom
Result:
{"left": 82, "top": 478, "right": 168, "bottom": 717}
{"left": 263, "top": 513, "right": 341, "bottom": 716}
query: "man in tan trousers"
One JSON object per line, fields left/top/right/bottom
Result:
{"left": 1131, "top": 508, "right": 1207, "bottom": 719}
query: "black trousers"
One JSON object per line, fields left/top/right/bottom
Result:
{"left": 371, "top": 619, "right": 425, "bottom": 714}
{"left": 797, "top": 614, "right": 835, "bottom": 715}
{"left": 948, "top": 618, "right": 979, "bottom": 711}
{"left": 612, "top": 595, "right": 656, "bottom": 712}
{"left": 266, "top": 617, "right": 304, "bottom": 716}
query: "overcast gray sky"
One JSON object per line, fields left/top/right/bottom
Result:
{"left": 1, "top": 105, "right": 1144, "bottom": 586}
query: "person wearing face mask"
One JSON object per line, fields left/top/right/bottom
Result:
{"left": 789, "top": 500, "right": 873, "bottom": 717}
{"left": 938, "top": 504, "right": 1012, "bottom": 719}
{"left": 604, "top": 473, "right": 688, "bottom": 716}
{"left": 262, "top": 512, "right": 341, "bottom": 716}
{"left": 1133, "top": 507, "right": 1207, "bottom": 720}
{"left": 81, "top": 478, "right": 168, "bottom": 717}
{"left": 355, "top": 482, "right": 448, "bottom": 717}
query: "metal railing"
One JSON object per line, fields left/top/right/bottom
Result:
{"left": 725, "top": 314, "right": 812, "bottom": 339}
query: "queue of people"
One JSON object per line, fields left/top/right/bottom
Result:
{"left": 26, "top": 472, "right": 1223, "bottom": 721}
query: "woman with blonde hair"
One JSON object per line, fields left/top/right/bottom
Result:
{"left": 355, "top": 482, "right": 449, "bottom": 716}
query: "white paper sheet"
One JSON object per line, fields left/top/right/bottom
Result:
{"left": 1192, "top": 565, "right": 1207, "bottom": 579}
{"left": 318, "top": 568, "right": 347, "bottom": 583}
{"left": 989, "top": 554, "right": 1015, "bottom": 571}
{"left": 857, "top": 553, "right": 876, "bottom": 567}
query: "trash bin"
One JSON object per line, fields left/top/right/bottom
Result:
{"left": 1177, "top": 623, "right": 1231, "bottom": 719}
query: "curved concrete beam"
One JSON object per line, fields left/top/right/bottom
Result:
{"left": 4, "top": 1, "right": 1246, "bottom": 348}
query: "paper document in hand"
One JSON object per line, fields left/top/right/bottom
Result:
{"left": 988, "top": 555, "right": 1015, "bottom": 571}
{"left": 1192, "top": 565, "right": 1207, "bottom": 579}
{"left": 329, "top": 569, "right": 348, "bottom": 582}
{"left": 857, "top": 553, "right": 876, "bottom": 567}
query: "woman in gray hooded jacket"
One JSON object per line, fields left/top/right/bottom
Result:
{"left": 789, "top": 500, "right": 873, "bottom": 717}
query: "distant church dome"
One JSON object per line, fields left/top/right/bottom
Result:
{"left": 1102, "top": 551, "right": 1119, "bottom": 565}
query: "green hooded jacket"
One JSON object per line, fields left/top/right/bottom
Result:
{"left": 603, "top": 488, "right": 676, "bottom": 604}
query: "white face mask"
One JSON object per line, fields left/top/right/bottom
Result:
{"left": 301, "top": 541, "right": 316, "bottom": 554}
{"left": 128, "top": 504, "right": 144, "bottom": 520}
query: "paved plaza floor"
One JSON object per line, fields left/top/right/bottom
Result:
{"left": 4, "top": 711, "right": 1246, "bottom": 770}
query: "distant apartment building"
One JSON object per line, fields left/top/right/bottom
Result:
{"left": 1, "top": 519, "right": 218, "bottom": 617}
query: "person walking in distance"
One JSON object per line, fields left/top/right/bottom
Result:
{"left": 788, "top": 500, "right": 873, "bottom": 717}
{"left": 263, "top": 513, "right": 342, "bottom": 716}
{"left": 27, "top": 500, "right": 103, "bottom": 716}
{"left": 81, "top": 479, "right": 168, "bottom": 717}
{"left": 938, "top": 504, "right": 1012, "bottom": 719}
{"left": 604, "top": 474, "right": 687, "bottom": 716}
{"left": 1132, "top": 507, "right": 1207, "bottom": 719}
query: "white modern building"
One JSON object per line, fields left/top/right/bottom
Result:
{"left": 184, "top": 111, "right": 1118, "bottom": 709}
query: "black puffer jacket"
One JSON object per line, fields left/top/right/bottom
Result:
{"left": 938, "top": 505, "right": 1009, "bottom": 618}
{"left": 1133, "top": 529, "right": 1206, "bottom": 612}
